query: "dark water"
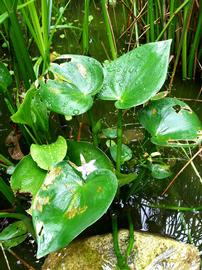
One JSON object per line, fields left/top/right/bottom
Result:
{"left": 0, "top": 1, "right": 201, "bottom": 269}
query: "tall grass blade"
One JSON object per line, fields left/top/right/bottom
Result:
{"left": 156, "top": 0, "right": 190, "bottom": 41}
{"left": 148, "top": 0, "right": 155, "bottom": 41}
{"left": 101, "top": 0, "right": 117, "bottom": 60}
{"left": 83, "top": 0, "right": 90, "bottom": 55}
{"left": 182, "top": 1, "right": 193, "bottom": 80}
{"left": 0, "top": 177, "right": 15, "bottom": 204}
{"left": 188, "top": 2, "right": 202, "bottom": 78}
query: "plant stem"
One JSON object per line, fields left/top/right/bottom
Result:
{"left": 0, "top": 154, "right": 13, "bottom": 166}
{"left": 3, "top": 0, "right": 35, "bottom": 89}
{"left": 169, "top": 0, "right": 193, "bottom": 87}
{"left": 0, "top": 212, "right": 27, "bottom": 219}
{"left": 8, "top": 249, "right": 35, "bottom": 270}
{"left": 111, "top": 214, "right": 130, "bottom": 269}
{"left": 133, "top": 0, "right": 139, "bottom": 47}
{"left": 149, "top": 204, "right": 202, "bottom": 212}
{"left": 168, "top": 0, "right": 175, "bottom": 41}
{"left": 87, "top": 109, "right": 98, "bottom": 147}
{"left": 0, "top": 177, "right": 15, "bottom": 204}
{"left": 148, "top": 0, "right": 155, "bottom": 41}
{"left": 155, "top": 0, "right": 159, "bottom": 37}
{"left": 116, "top": 109, "right": 123, "bottom": 173}
{"left": 23, "top": 126, "right": 38, "bottom": 144}
{"left": 0, "top": 244, "right": 11, "bottom": 270}
{"left": 83, "top": 0, "right": 90, "bottom": 55}
{"left": 188, "top": 2, "right": 202, "bottom": 78}
{"left": 126, "top": 210, "right": 134, "bottom": 258}
{"left": 101, "top": 0, "right": 117, "bottom": 60}
{"left": 156, "top": 0, "right": 190, "bottom": 41}
{"left": 182, "top": 2, "right": 190, "bottom": 80}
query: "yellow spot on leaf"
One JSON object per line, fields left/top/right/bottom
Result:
{"left": 33, "top": 196, "right": 50, "bottom": 212}
{"left": 152, "top": 108, "right": 157, "bottom": 115}
{"left": 44, "top": 167, "right": 62, "bottom": 187}
{"left": 66, "top": 205, "right": 88, "bottom": 219}
{"left": 96, "top": 186, "right": 103, "bottom": 193}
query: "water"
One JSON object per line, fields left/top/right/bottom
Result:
{"left": 0, "top": 1, "right": 201, "bottom": 269}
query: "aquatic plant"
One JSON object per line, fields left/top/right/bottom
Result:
{"left": 0, "top": 37, "right": 201, "bottom": 269}
{"left": 0, "top": 1, "right": 201, "bottom": 268}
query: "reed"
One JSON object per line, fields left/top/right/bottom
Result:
{"left": 109, "top": 0, "right": 201, "bottom": 81}
{"left": 101, "top": 0, "right": 117, "bottom": 60}
{"left": 82, "top": 0, "right": 90, "bottom": 55}
{"left": 0, "top": 0, "right": 36, "bottom": 89}
{"left": 188, "top": 0, "right": 202, "bottom": 78}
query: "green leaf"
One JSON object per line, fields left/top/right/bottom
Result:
{"left": 3, "top": 234, "right": 27, "bottom": 249}
{"left": 31, "top": 136, "right": 67, "bottom": 170}
{"left": 110, "top": 144, "right": 132, "bottom": 165}
{"left": 149, "top": 163, "right": 172, "bottom": 179}
{"left": 39, "top": 80, "right": 93, "bottom": 116}
{"left": 115, "top": 171, "right": 138, "bottom": 187}
{"left": 32, "top": 162, "right": 118, "bottom": 258}
{"left": 0, "top": 63, "right": 12, "bottom": 91}
{"left": 99, "top": 40, "right": 171, "bottom": 109}
{"left": 11, "top": 155, "right": 46, "bottom": 197}
{"left": 67, "top": 140, "right": 113, "bottom": 171}
{"left": 102, "top": 127, "right": 117, "bottom": 139}
{"left": 0, "top": 221, "right": 27, "bottom": 248}
{"left": 39, "top": 55, "right": 104, "bottom": 116}
{"left": 50, "top": 54, "right": 104, "bottom": 96}
{"left": 0, "top": 177, "right": 15, "bottom": 204}
{"left": 11, "top": 87, "right": 49, "bottom": 135}
{"left": 138, "top": 98, "right": 202, "bottom": 147}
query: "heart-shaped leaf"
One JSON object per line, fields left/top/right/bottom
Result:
{"left": 67, "top": 140, "right": 113, "bottom": 171}
{"left": 32, "top": 162, "right": 118, "bottom": 258}
{"left": 138, "top": 98, "right": 202, "bottom": 147}
{"left": 99, "top": 40, "right": 171, "bottom": 109}
{"left": 102, "top": 128, "right": 117, "bottom": 139}
{"left": 39, "top": 80, "right": 93, "bottom": 116}
{"left": 149, "top": 163, "right": 172, "bottom": 179}
{"left": 11, "top": 155, "right": 46, "bottom": 197}
{"left": 11, "top": 87, "right": 49, "bottom": 136}
{"left": 31, "top": 136, "right": 67, "bottom": 170}
{"left": 110, "top": 144, "right": 133, "bottom": 165}
{"left": 39, "top": 55, "right": 104, "bottom": 116}
{"left": 50, "top": 54, "right": 104, "bottom": 96}
{"left": 0, "top": 63, "right": 12, "bottom": 91}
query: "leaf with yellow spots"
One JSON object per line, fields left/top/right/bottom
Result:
{"left": 32, "top": 161, "right": 118, "bottom": 258}
{"left": 39, "top": 54, "right": 104, "bottom": 116}
{"left": 138, "top": 98, "right": 202, "bottom": 147}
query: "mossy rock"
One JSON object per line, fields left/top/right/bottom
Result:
{"left": 42, "top": 230, "right": 200, "bottom": 270}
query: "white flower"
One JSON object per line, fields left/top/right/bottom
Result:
{"left": 70, "top": 154, "right": 97, "bottom": 180}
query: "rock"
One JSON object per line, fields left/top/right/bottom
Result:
{"left": 42, "top": 230, "right": 200, "bottom": 270}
